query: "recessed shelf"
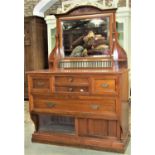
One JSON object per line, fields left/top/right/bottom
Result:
{"left": 38, "top": 114, "right": 75, "bottom": 134}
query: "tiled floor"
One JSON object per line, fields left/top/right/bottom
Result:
{"left": 25, "top": 102, "right": 131, "bottom": 155}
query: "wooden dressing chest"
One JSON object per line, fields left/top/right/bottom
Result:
{"left": 27, "top": 6, "right": 130, "bottom": 152}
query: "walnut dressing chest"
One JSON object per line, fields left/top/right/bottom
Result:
{"left": 27, "top": 6, "right": 130, "bottom": 152}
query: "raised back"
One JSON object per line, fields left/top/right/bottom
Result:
{"left": 49, "top": 5, "right": 127, "bottom": 70}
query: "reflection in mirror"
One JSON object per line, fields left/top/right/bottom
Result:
{"left": 61, "top": 17, "right": 110, "bottom": 57}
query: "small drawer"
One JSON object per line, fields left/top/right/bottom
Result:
{"left": 33, "top": 79, "right": 50, "bottom": 89}
{"left": 31, "top": 77, "right": 51, "bottom": 93}
{"left": 55, "top": 76, "right": 89, "bottom": 84}
{"left": 33, "top": 98, "right": 116, "bottom": 114}
{"left": 92, "top": 79, "right": 117, "bottom": 94}
{"left": 55, "top": 86, "right": 89, "bottom": 93}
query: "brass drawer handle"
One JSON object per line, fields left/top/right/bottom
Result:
{"left": 46, "top": 102, "right": 56, "bottom": 108}
{"left": 101, "top": 83, "right": 109, "bottom": 88}
{"left": 90, "top": 104, "right": 100, "bottom": 110}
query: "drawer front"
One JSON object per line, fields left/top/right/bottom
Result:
{"left": 33, "top": 98, "right": 116, "bottom": 113}
{"left": 55, "top": 86, "right": 89, "bottom": 93}
{"left": 30, "top": 77, "right": 51, "bottom": 93}
{"left": 33, "top": 79, "right": 50, "bottom": 89}
{"left": 55, "top": 76, "right": 89, "bottom": 84}
{"left": 92, "top": 77, "right": 118, "bottom": 95}
{"left": 54, "top": 76, "right": 89, "bottom": 94}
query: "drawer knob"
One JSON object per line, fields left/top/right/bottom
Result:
{"left": 68, "top": 87, "right": 73, "bottom": 92}
{"left": 101, "top": 83, "right": 109, "bottom": 88}
{"left": 80, "top": 88, "right": 84, "bottom": 92}
{"left": 46, "top": 102, "right": 56, "bottom": 108}
{"left": 90, "top": 104, "right": 100, "bottom": 110}
{"left": 68, "top": 77, "right": 73, "bottom": 82}
{"left": 37, "top": 81, "right": 45, "bottom": 86}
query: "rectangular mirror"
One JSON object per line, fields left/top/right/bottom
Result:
{"left": 61, "top": 16, "right": 111, "bottom": 57}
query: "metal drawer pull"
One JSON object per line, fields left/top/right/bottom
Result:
{"left": 46, "top": 102, "right": 56, "bottom": 108}
{"left": 101, "top": 83, "right": 109, "bottom": 88}
{"left": 90, "top": 104, "right": 100, "bottom": 110}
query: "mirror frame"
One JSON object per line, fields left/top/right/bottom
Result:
{"left": 48, "top": 6, "right": 119, "bottom": 70}
{"left": 58, "top": 13, "right": 113, "bottom": 59}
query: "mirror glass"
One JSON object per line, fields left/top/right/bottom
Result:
{"left": 61, "top": 16, "right": 111, "bottom": 57}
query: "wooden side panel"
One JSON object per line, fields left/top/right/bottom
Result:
{"left": 120, "top": 71, "right": 130, "bottom": 139}
{"left": 121, "top": 71, "right": 129, "bottom": 101}
{"left": 121, "top": 102, "right": 129, "bottom": 138}
{"left": 108, "top": 120, "right": 117, "bottom": 137}
{"left": 78, "top": 118, "right": 88, "bottom": 136}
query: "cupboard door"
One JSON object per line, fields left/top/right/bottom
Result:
{"left": 88, "top": 119, "right": 108, "bottom": 137}
{"left": 77, "top": 118, "right": 119, "bottom": 138}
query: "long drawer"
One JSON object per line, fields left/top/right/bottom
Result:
{"left": 33, "top": 98, "right": 116, "bottom": 114}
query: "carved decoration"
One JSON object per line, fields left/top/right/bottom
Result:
{"left": 67, "top": 6, "right": 103, "bottom": 16}
{"left": 57, "top": 0, "right": 118, "bottom": 13}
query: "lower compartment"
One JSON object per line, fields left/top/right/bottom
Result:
{"left": 37, "top": 114, "right": 120, "bottom": 138}
{"left": 31, "top": 113, "right": 129, "bottom": 152}
{"left": 38, "top": 114, "right": 75, "bottom": 134}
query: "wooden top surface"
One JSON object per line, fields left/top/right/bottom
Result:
{"left": 27, "top": 68, "right": 129, "bottom": 75}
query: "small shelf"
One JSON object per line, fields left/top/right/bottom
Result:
{"left": 38, "top": 114, "right": 75, "bottom": 134}
{"left": 39, "top": 124, "right": 75, "bottom": 134}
